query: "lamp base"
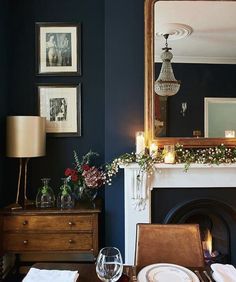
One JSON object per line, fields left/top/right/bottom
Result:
{"left": 24, "top": 199, "right": 35, "bottom": 207}
{"left": 6, "top": 203, "right": 23, "bottom": 210}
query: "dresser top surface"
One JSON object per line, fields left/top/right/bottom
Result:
{"left": 0, "top": 198, "right": 102, "bottom": 215}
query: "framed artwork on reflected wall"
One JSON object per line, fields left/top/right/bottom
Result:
{"left": 38, "top": 84, "right": 81, "bottom": 137}
{"left": 36, "top": 22, "right": 81, "bottom": 76}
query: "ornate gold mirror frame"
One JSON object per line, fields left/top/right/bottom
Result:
{"left": 144, "top": 0, "right": 236, "bottom": 148}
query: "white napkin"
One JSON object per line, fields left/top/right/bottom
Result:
{"left": 211, "top": 263, "right": 236, "bottom": 282}
{"left": 23, "top": 267, "right": 79, "bottom": 282}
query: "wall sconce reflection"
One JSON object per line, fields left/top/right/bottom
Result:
{"left": 180, "top": 102, "right": 187, "bottom": 117}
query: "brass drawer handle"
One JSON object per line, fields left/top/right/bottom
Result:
{"left": 68, "top": 239, "right": 74, "bottom": 244}
{"left": 22, "top": 220, "right": 28, "bottom": 226}
{"left": 23, "top": 240, "right": 28, "bottom": 245}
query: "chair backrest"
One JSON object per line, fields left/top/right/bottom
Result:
{"left": 135, "top": 223, "right": 205, "bottom": 272}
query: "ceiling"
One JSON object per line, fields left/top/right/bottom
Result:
{"left": 154, "top": 1, "right": 236, "bottom": 64}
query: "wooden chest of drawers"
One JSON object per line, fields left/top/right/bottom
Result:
{"left": 0, "top": 200, "right": 101, "bottom": 277}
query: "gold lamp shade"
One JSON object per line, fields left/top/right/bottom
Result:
{"left": 6, "top": 116, "right": 46, "bottom": 158}
{"left": 6, "top": 116, "right": 46, "bottom": 209}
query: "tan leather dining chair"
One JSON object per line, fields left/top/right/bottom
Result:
{"left": 135, "top": 223, "right": 205, "bottom": 272}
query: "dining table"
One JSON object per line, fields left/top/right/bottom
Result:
{"left": 30, "top": 262, "right": 214, "bottom": 282}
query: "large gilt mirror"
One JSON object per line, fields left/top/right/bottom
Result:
{"left": 145, "top": 0, "right": 236, "bottom": 147}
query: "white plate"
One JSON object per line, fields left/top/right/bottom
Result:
{"left": 137, "top": 263, "right": 200, "bottom": 282}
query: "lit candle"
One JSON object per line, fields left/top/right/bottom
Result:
{"left": 193, "top": 130, "right": 201, "bottom": 138}
{"left": 164, "top": 145, "right": 175, "bottom": 164}
{"left": 150, "top": 143, "right": 158, "bottom": 158}
{"left": 136, "top": 131, "right": 145, "bottom": 155}
{"left": 225, "top": 130, "right": 235, "bottom": 138}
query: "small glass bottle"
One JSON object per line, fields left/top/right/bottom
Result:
{"left": 36, "top": 178, "right": 55, "bottom": 208}
{"left": 57, "top": 178, "right": 75, "bottom": 209}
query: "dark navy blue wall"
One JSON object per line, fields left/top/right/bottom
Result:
{"left": 0, "top": 0, "right": 8, "bottom": 207}
{"left": 155, "top": 63, "right": 236, "bottom": 137}
{"left": 105, "top": 0, "right": 144, "bottom": 256}
{"left": 0, "top": 0, "right": 145, "bottom": 257}
{"left": 5, "top": 0, "right": 105, "bottom": 204}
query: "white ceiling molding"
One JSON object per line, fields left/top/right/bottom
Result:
{"left": 154, "top": 1, "right": 236, "bottom": 65}
{"left": 156, "top": 23, "right": 193, "bottom": 40}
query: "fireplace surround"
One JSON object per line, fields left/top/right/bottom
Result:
{"left": 123, "top": 163, "right": 236, "bottom": 264}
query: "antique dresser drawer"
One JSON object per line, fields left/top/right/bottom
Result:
{"left": 3, "top": 233, "right": 93, "bottom": 252}
{"left": 3, "top": 214, "right": 93, "bottom": 232}
{"left": 0, "top": 200, "right": 101, "bottom": 279}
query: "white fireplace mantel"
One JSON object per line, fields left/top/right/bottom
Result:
{"left": 123, "top": 163, "right": 236, "bottom": 264}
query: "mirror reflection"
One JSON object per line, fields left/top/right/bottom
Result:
{"left": 154, "top": 1, "right": 236, "bottom": 138}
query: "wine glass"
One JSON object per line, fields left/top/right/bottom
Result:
{"left": 96, "top": 247, "right": 123, "bottom": 282}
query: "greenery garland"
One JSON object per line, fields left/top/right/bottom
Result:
{"left": 105, "top": 144, "right": 236, "bottom": 184}
{"left": 175, "top": 143, "right": 236, "bottom": 171}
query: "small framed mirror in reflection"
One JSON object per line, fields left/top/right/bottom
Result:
{"left": 205, "top": 98, "right": 236, "bottom": 138}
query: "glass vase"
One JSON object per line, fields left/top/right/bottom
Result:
{"left": 36, "top": 178, "right": 55, "bottom": 208}
{"left": 76, "top": 185, "right": 98, "bottom": 202}
{"left": 57, "top": 178, "right": 75, "bottom": 209}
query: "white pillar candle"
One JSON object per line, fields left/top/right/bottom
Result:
{"left": 225, "top": 130, "right": 235, "bottom": 138}
{"left": 150, "top": 143, "right": 158, "bottom": 158}
{"left": 164, "top": 145, "right": 175, "bottom": 164}
{"left": 136, "top": 131, "right": 145, "bottom": 155}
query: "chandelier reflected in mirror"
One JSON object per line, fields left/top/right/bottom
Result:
{"left": 154, "top": 23, "right": 192, "bottom": 97}
{"left": 154, "top": 33, "right": 181, "bottom": 97}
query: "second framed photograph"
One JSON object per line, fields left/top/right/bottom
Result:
{"left": 36, "top": 22, "right": 81, "bottom": 76}
{"left": 38, "top": 84, "right": 81, "bottom": 137}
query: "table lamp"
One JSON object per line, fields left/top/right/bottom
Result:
{"left": 6, "top": 116, "right": 46, "bottom": 209}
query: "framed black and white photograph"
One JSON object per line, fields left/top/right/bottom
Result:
{"left": 36, "top": 23, "right": 81, "bottom": 75}
{"left": 38, "top": 84, "right": 81, "bottom": 136}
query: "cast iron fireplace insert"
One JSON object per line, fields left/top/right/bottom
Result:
{"left": 151, "top": 188, "right": 236, "bottom": 264}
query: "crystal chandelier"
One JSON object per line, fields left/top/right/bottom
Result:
{"left": 154, "top": 34, "right": 181, "bottom": 97}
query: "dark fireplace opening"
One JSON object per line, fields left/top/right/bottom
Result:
{"left": 151, "top": 188, "right": 236, "bottom": 264}
{"left": 170, "top": 207, "right": 230, "bottom": 264}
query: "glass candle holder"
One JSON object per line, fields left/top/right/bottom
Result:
{"left": 150, "top": 143, "right": 158, "bottom": 158}
{"left": 225, "top": 130, "right": 235, "bottom": 138}
{"left": 193, "top": 130, "right": 202, "bottom": 138}
{"left": 136, "top": 131, "right": 145, "bottom": 155}
{"left": 164, "top": 145, "right": 175, "bottom": 164}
